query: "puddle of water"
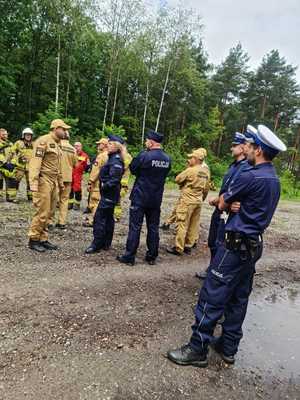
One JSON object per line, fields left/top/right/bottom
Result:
{"left": 238, "top": 287, "right": 300, "bottom": 378}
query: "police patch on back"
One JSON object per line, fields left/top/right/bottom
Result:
{"left": 151, "top": 159, "right": 170, "bottom": 168}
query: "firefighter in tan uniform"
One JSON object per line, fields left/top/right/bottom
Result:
{"left": 114, "top": 143, "right": 132, "bottom": 221}
{"left": 8, "top": 127, "right": 34, "bottom": 201}
{"left": 166, "top": 148, "right": 210, "bottom": 256}
{"left": 28, "top": 119, "right": 70, "bottom": 252}
{"left": 49, "top": 130, "right": 77, "bottom": 229}
{"left": 0, "top": 128, "right": 17, "bottom": 202}
{"left": 161, "top": 159, "right": 210, "bottom": 231}
{"left": 83, "top": 138, "right": 108, "bottom": 227}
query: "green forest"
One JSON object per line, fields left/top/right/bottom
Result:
{"left": 1, "top": 0, "right": 300, "bottom": 196}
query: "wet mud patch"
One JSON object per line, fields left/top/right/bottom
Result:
{"left": 239, "top": 286, "right": 300, "bottom": 379}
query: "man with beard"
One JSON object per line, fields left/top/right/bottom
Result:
{"left": 167, "top": 125, "right": 286, "bottom": 368}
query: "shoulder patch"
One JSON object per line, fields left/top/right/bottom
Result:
{"left": 35, "top": 147, "right": 45, "bottom": 157}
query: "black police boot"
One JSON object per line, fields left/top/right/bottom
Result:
{"left": 195, "top": 270, "right": 208, "bottom": 280}
{"left": 160, "top": 223, "right": 170, "bottom": 231}
{"left": 167, "top": 344, "right": 208, "bottom": 368}
{"left": 28, "top": 240, "right": 47, "bottom": 253}
{"left": 116, "top": 255, "right": 135, "bottom": 266}
{"left": 166, "top": 247, "right": 182, "bottom": 256}
{"left": 56, "top": 224, "right": 67, "bottom": 230}
{"left": 40, "top": 241, "right": 58, "bottom": 250}
{"left": 47, "top": 224, "right": 55, "bottom": 231}
{"left": 210, "top": 338, "right": 235, "bottom": 365}
{"left": 184, "top": 247, "right": 192, "bottom": 255}
{"left": 85, "top": 245, "right": 101, "bottom": 254}
{"left": 145, "top": 256, "right": 156, "bottom": 265}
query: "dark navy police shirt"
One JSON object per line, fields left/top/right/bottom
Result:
{"left": 130, "top": 149, "right": 171, "bottom": 208}
{"left": 220, "top": 158, "right": 248, "bottom": 195}
{"left": 223, "top": 162, "right": 280, "bottom": 236}
{"left": 99, "top": 152, "right": 124, "bottom": 207}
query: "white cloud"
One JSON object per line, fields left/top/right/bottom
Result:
{"left": 166, "top": 0, "right": 300, "bottom": 80}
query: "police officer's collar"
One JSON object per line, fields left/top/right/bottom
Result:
{"left": 253, "top": 161, "right": 273, "bottom": 169}
{"left": 236, "top": 157, "right": 246, "bottom": 164}
{"left": 231, "top": 157, "right": 246, "bottom": 166}
{"left": 147, "top": 147, "right": 162, "bottom": 151}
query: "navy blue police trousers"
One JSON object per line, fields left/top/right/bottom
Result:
{"left": 124, "top": 204, "right": 161, "bottom": 262}
{"left": 92, "top": 206, "right": 115, "bottom": 250}
{"left": 207, "top": 208, "right": 225, "bottom": 260}
{"left": 190, "top": 241, "right": 263, "bottom": 356}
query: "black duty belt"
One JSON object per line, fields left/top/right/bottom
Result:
{"left": 225, "top": 231, "right": 263, "bottom": 259}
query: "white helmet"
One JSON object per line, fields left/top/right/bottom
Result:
{"left": 22, "top": 127, "right": 34, "bottom": 138}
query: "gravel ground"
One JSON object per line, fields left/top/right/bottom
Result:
{"left": 0, "top": 186, "right": 300, "bottom": 400}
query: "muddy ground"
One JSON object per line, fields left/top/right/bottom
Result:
{"left": 0, "top": 185, "right": 300, "bottom": 400}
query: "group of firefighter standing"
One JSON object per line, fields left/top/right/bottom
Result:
{"left": 0, "top": 118, "right": 287, "bottom": 367}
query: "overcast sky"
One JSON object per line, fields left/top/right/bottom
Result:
{"left": 164, "top": 0, "right": 300, "bottom": 82}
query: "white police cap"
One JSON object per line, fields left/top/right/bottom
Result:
{"left": 246, "top": 125, "right": 257, "bottom": 135}
{"left": 257, "top": 125, "right": 287, "bottom": 152}
{"left": 244, "top": 125, "right": 257, "bottom": 143}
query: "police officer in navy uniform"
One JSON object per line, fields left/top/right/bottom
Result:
{"left": 196, "top": 132, "right": 249, "bottom": 280}
{"left": 167, "top": 125, "right": 286, "bottom": 368}
{"left": 117, "top": 130, "right": 171, "bottom": 266}
{"left": 85, "top": 135, "right": 125, "bottom": 254}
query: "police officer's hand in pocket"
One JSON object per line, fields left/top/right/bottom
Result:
{"left": 230, "top": 201, "right": 241, "bottom": 213}
{"left": 208, "top": 196, "right": 219, "bottom": 207}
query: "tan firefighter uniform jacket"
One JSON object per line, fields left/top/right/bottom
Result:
{"left": 88, "top": 150, "right": 109, "bottom": 190}
{"left": 29, "top": 132, "right": 63, "bottom": 191}
{"left": 175, "top": 164, "right": 211, "bottom": 204}
{"left": 60, "top": 139, "right": 77, "bottom": 182}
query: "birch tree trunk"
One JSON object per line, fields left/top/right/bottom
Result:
{"left": 102, "top": 67, "right": 113, "bottom": 130}
{"left": 65, "top": 55, "right": 72, "bottom": 117}
{"left": 261, "top": 93, "right": 267, "bottom": 119}
{"left": 156, "top": 59, "right": 171, "bottom": 132}
{"left": 111, "top": 66, "right": 121, "bottom": 124}
{"left": 289, "top": 127, "right": 300, "bottom": 171}
{"left": 216, "top": 113, "right": 225, "bottom": 157}
{"left": 55, "top": 33, "right": 61, "bottom": 112}
{"left": 142, "top": 80, "right": 150, "bottom": 145}
{"left": 102, "top": 40, "right": 121, "bottom": 130}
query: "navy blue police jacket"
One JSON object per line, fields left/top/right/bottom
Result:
{"left": 99, "top": 152, "right": 124, "bottom": 207}
{"left": 223, "top": 162, "right": 280, "bottom": 236}
{"left": 129, "top": 149, "right": 171, "bottom": 208}
{"left": 220, "top": 158, "right": 248, "bottom": 195}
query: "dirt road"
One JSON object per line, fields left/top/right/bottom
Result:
{"left": 0, "top": 188, "right": 300, "bottom": 399}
